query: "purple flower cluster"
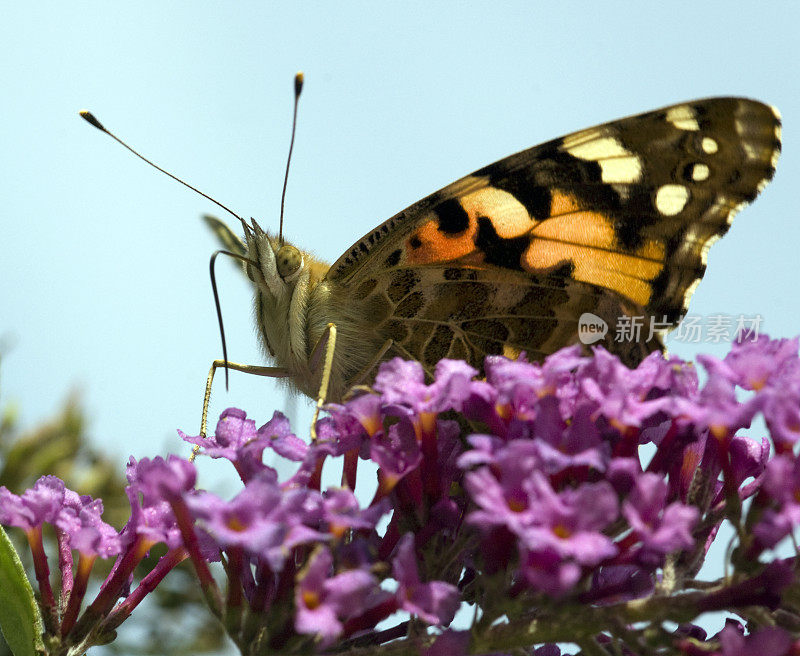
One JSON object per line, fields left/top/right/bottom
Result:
{"left": 2, "top": 335, "right": 800, "bottom": 654}
{"left": 0, "top": 476, "right": 122, "bottom": 638}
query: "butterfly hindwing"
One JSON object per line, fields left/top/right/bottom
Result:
{"left": 328, "top": 97, "right": 780, "bottom": 376}
{"left": 351, "top": 264, "right": 657, "bottom": 369}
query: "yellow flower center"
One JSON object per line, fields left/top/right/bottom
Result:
{"left": 226, "top": 516, "right": 247, "bottom": 532}
{"left": 507, "top": 498, "right": 527, "bottom": 513}
{"left": 552, "top": 524, "right": 571, "bottom": 539}
{"left": 302, "top": 590, "right": 321, "bottom": 610}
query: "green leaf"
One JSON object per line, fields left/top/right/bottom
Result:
{"left": 0, "top": 526, "right": 44, "bottom": 656}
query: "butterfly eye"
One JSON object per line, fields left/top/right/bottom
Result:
{"left": 276, "top": 244, "right": 303, "bottom": 281}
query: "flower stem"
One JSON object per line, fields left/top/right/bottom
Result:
{"left": 25, "top": 526, "right": 59, "bottom": 634}
{"left": 60, "top": 553, "right": 95, "bottom": 637}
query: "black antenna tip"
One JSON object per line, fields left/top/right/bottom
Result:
{"left": 79, "top": 110, "right": 106, "bottom": 132}
{"left": 294, "top": 72, "right": 304, "bottom": 97}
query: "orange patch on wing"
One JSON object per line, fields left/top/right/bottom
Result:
{"left": 549, "top": 190, "right": 583, "bottom": 216}
{"left": 525, "top": 191, "right": 665, "bottom": 306}
{"left": 405, "top": 188, "right": 534, "bottom": 266}
{"left": 405, "top": 217, "right": 478, "bottom": 265}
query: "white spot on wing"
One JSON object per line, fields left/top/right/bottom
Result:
{"left": 666, "top": 105, "right": 700, "bottom": 131}
{"left": 655, "top": 184, "right": 689, "bottom": 216}
{"left": 563, "top": 134, "right": 642, "bottom": 183}
{"left": 460, "top": 187, "right": 530, "bottom": 237}
{"left": 598, "top": 156, "right": 642, "bottom": 183}
{"left": 691, "top": 163, "right": 710, "bottom": 181}
{"left": 702, "top": 137, "right": 718, "bottom": 154}
{"left": 565, "top": 135, "right": 629, "bottom": 160}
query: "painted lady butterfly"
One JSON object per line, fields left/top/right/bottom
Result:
{"left": 202, "top": 97, "right": 781, "bottom": 403}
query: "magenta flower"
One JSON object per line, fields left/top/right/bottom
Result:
{"left": 621, "top": 472, "right": 698, "bottom": 564}
{"left": 680, "top": 355, "right": 761, "bottom": 440}
{"left": 294, "top": 547, "right": 382, "bottom": 647}
{"left": 751, "top": 454, "right": 800, "bottom": 549}
{"left": 128, "top": 454, "right": 196, "bottom": 503}
{"left": 723, "top": 335, "right": 800, "bottom": 391}
{"left": 319, "top": 487, "right": 389, "bottom": 538}
{"left": 188, "top": 473, "right": 326, "bottom": 571}
{"left": 716, "top": 622, "right": 796, "bottom": 656}
{"left": 179, "top": 407, "right": 257, "bottom": 461}
{"left": 517, "top": 476, "right": 619, "bottom": 567}
{"left": 577, "top": 347, "right": 672, "bottom": 432}
{"left": 327, "top": 392, "right": 384, "bottom": 438}
{"left": 530, "top": 398, "right": 608, "bottom": 472}
{"left": 124, "top": 456, "right": 196, "bottom": 549}
{"left": 761, "top": 391, "right": 800, "bottom": 451}
{"left": 256, "top": 411, "right": 309, "bottom": 461}
{"left": 483, "top": 345, "right": 584, "bottom": 400}
{"left": 370, "top": 416, "right": 422, "bottom": 488}
{"left": 180, "top": 408, "right": 276, "bottom": 481}
{"left": 374, "top": 358, "right": 477, "bottom": 415}
{"left": 0, "top": 476, "right": 66, "bottom": 530}
{"left": 464, "top": 454, "right": 542, "bottom": 535}
{"left": 392, "top": 533, "right": 460, "bottom": 626}
{"left": 54, "top": 493, "right": 121, "bottom": 558}
{"left": 519, "top": 546, "right": 583, "bottom": 596}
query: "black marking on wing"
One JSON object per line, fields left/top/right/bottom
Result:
{"left": 387, "top": 270, "right": 421, "bottom": 303}
{"left": 474, "top": 216, "right": 529, "bottom": 270}
{"left": 443, "top": 267, "right": 478, "bottom": 281}
{"left": 612, "top": 187, "right": 658, "bottom": 252}
{"left": 384, "top": 249, "right": 402, "bottom": 267}
{"left": 434, "top": 198, "right": 470, "bottom": 234}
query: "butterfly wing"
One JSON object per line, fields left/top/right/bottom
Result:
{"left": 328, "top": 97, "right": 781, "bottom": 376}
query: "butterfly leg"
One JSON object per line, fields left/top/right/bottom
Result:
{"left": 307, "top": 323, "right": 337, "bottom": 441}
{"left": 192, "top": 360, "right": 290, "bottom": 461}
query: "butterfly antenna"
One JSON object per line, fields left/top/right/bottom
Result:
{"left": 78, "top": 110, "right": 245, "bottom": 224}
{"left": 278, "top": 72, "right": 304, "bottom": 245}
{"left": 80, "top": 109, "right": 256, "bottom": 392}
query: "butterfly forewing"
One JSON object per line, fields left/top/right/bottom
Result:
{"left": 326, "top": 97, "right": 780, "bottom": 378}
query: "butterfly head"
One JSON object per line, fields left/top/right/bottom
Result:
{"left": 239, "top": 219, "right": 306, "bottom": 305}
{"left": 237, "top": 217, "right": 330, "bottom": 366}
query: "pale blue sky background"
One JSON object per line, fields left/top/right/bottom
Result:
{"left": 3, "top": 2, "right": 799, "bottom": 464}
{"left": 2, "top": 1, "right": 799, "bottom": 650}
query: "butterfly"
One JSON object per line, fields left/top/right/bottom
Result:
{"left": 203, "top": 97, "right": 781, "bottom": 403}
